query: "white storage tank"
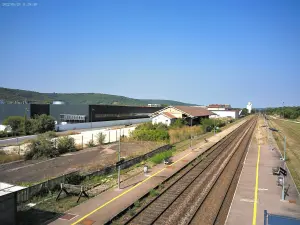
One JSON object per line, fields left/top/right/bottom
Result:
{"left": 52, "top": 100, "right": 65, "bottom": 105}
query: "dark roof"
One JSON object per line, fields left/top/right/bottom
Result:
{"left": 174, "top": 106, "right": 214, "bottom": 117}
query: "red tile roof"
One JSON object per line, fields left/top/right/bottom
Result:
{"left": 174, "top": 106, "right": 214, "bottom": 117}
{"left": 207, "top": 104, "right": 231, "bottom": 108}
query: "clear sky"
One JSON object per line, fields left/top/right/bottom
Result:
{"left": 0, "top": 0, "right": 299, "bottom": 108}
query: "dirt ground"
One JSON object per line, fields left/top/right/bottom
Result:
{"left": 0, "top": 141, "right": 163, "bottom": 184}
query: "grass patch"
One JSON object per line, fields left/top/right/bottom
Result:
{"left": 0, "top": 150, "right": 23, "bottom": 163}
{"left": 149, "top": 188, "right": 159, "bottom": 197}
{"left": 149, "top": 148, "right": 174, "bottom": 165}
{"left": 269, "top": 118, "right": 300, "bottom": 192}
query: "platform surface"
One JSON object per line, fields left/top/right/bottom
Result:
{"left": 226, "top": 117, "right": 300, "bottom": 225}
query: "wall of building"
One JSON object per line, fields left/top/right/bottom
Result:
{"left": 210, "top": 110, "right": 238, "bottom": 119}
{"left": 152, "top": 114, "right": 171, "bottom": 126}
{"left": 56, "top": 118, "right": 151, "bottom": 131}
{"left": 89, "top": 105, "right": 163, "bottom": 122}
{"left": 207, "top": 107, "right": 226, "bottom": 111}
{"left": 50, "top": 104, "right": 89, "bottom": 123}
{"left": 0, "top": 104, "right": 30, "bottom": 124}
{"left": 0, "top": 192, "right": 16, "bottom": 225}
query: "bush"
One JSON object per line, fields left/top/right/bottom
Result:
{"left": 149, "top": 149, "right": 174, "bottom": 165}
{"left": 169, "top": 119, "right": 187, "bottom": 129}
{"left": 33, "top": 114, "right": 55, "bottom": 133}
{"left": 96, "top": 132, "right": 106, "bottom": 145}
{"left": 201, "top": 118, "right": 214, "bottom": 132}
{"left": 25, "top": 135, "right": 58, "bottom": 160}
{"left": 131, "top": 129, "right": 169, "bottom": 141}
{"left": 87, "top": 140, "right": 95, "bottom": 147}
{"left": 57, "top": 136, "right": 76, "bottom": 154}
{"left": 3, "top": 116, "right": 24, "bottom": 135}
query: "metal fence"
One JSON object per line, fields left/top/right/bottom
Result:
{"left": 15, "top": 144, "right": 171, "bottom": 204}
{"left": 16, "top": 171, "right": 79, "bottom": 204}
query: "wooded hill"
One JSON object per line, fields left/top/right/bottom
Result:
{"left": 0, "top": 87, "right": 194, "bottom": 106}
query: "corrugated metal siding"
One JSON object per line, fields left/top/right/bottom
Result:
{"left": 0, "top": 104, "right": 30, "bottom": 123}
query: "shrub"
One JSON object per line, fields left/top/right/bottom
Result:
{"left": 3, "top": 116, "right": 24, "bottom": 135}
{"left": 57, "top": 136, "right": 76, "bottom": 154}
{"left": 87, "top": 140, "right": 95, "bottom": 147}
{"left": 96, "top": 132, "right": 106, "bottom": 145}
{"left": 33, "top": 114, "right": 55, "bottom": 133}
{"left": 149, "top": 149, "right": 174, "bottom": 165}
{"left": 201, "top": 118, "right": 216, "bottom": 132}
{"left": 169, "top": 119, "right": 187, "bottom": 129}
{"left": 131, "top": 129, "right": 169, "bottom": 141}
{"left": 25, "top": 135, "right": 58, "bottom": 160}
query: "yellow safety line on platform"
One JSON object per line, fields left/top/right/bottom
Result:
{"left": 252, "top": 144, "right": 260, "bottom": 225}
{"left": 71, "top": 150, "right": 194, "bottom": 225}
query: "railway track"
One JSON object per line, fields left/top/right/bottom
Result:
{"left": 123, "top": 117, "right": 257, "bottom": 225}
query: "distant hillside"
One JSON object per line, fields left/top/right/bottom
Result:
{"left": 0, "top": 87, "right": 194, "bottom": 106}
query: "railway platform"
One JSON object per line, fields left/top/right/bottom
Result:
{"left": 49, "top": 119, "right": 247, "bottom": 225}
{"left": 226, "top": 117, "right": 300, "bottom": 225}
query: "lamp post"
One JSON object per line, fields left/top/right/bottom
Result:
{"left": 90, "top": 108, "right": 95, "bottom": 129}
{"left": 24, "top": 108, "right": 29, "bottom": 135}
{"left": 190, "top": 117, "right": 193, "bottom": 148}
{"left": 118, "top": 128, "right": 121, "bottom": 189}
{"left": 282, "top": 101, "right": 285, "bottom": 119}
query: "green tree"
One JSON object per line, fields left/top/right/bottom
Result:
{"left": 33, "top": 114, "right": 55, "bottom": 133}
{"left": 201, "top": 118, "right": 214, "bottom": 132}
{"left": 241, "top": 108, "right": 249, "bottom": 116}
{"left": 2, "top": 116, "right": 24, "bottom": 135}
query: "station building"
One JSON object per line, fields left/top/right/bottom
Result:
{"left": 151, "top": 106, "right": 214, "bottom": 126}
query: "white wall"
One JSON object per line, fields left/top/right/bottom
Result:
{"left": 207, "top": 107, "right": 226, "bottom": 111}
{"left": 152, "top": 114, "right": 171, "bottom": 126}
{"left": 209, "top": 110, "right": 238, "bottom": 119}
{"left": 55, "top": 118, "right": 150, "bottom": 131}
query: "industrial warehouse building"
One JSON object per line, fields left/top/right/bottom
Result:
{"left": 151, "top": 106, "right": 214, "bottom": 126}
{"left": 0, "top": 104, "right": 163, "bottom": 124}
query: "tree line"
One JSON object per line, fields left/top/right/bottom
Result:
{"left": 265, "top": 107, "right": 300, "bottom": 120}
{"left": 1, "top": 114, "right": 55, "bottom": 137}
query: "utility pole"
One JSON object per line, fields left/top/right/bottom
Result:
{"left": 190, "top": 117, "right": 193, "bottom": 148}
{"left": 214, "top": 117, "right": 216, "bottom": 135}
{"left": 90, "top": 108, "right": 95, "bottom": 129}
{"left": 118, "top": 128, "right": 121, "bottom": 189}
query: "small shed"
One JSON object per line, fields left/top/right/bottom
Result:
{"left": 152, "top": 112, "right": 177, "bottom": 126}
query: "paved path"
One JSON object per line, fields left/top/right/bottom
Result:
{"left": 49, "top": 118, "right": 248, "bottom": 225}
{"left": 226, "top": 117, "right": 300, "bottom": 225}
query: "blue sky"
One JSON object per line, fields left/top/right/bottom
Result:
{"left": 0, "top": 0, "right": 299, "bottom": 108}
